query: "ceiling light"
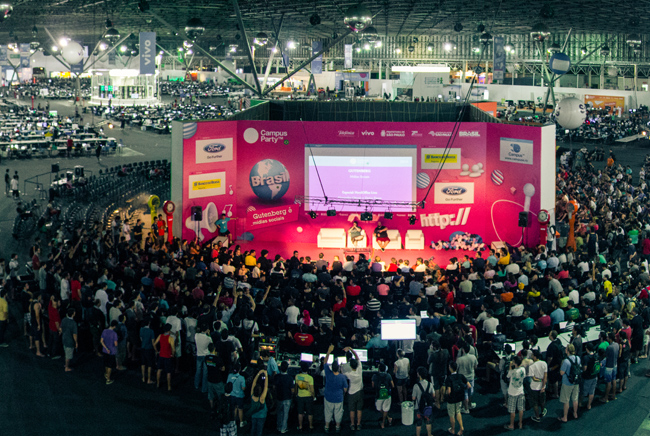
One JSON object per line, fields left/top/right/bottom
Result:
{"left": 344, "top": 4, "right": 372, "bottom": 32}
{"left": 395, "top": 47, "right": 402, "bottom": 54}
{"left": 504, "top": 44, "right": 513, "bottom": 52}
{"left": 59, "top": 37, "right": 69, "bottom": 47}
{"left": 0, "top": 4, "right": 12, "bottom": 20}
{"left": 105, "top": 27, "right": 120, "bottom": 44}
{"left": 271, "top": 47, "right": 278, "bottom": 53}
{"left": 254, "top": 32, "right": 268, "bottom": 46}
{"left": 119, "top": 44, "right": 128, "bottom": 53}
{"left": 355, "top": 46, "right": 361, "bottom": 52}
{"left": 530, "top": 22, "right": 550, "bottom": 42}
{"left": 391, "top": 65, "right": 451, "bottom": 73}
{"left": 363, "top": 41, "right": 371, "bottom": 50}
{"left": 427, "top": 43, "right": 433, "bottom": 51}
{"left": 286, "top": 40, "right": 296, "bottom": 49}
{"left": 473, "top": 47, "right": 480, "bottom": 53}
{"left": 229, "top": 45, "right": 237, "bottom": 53}
{"left": 186, "top": 49, "right": 193, "bottom": 55}
{"left": 185, "top": 17, "right": 205, "bottom": 40}
{"left": 581, "top": 46, "right": 588, "bottom": 55}
{"left": 626, "top": 34, "right": 642, "bottom": 46}
{"left": 99, "top": 41, "right": 108, "bottom": 51}
{"left": 443, "top": 42, "right": 453, "bottom": 51}
{"left": 547, "top": 42, "right": 561, "bottom": 54}
{"left": 375, "top": 40, "right": 382, "bottom": 48}
{"left": 51, "top": 45, "right": 58, "bottom": 52}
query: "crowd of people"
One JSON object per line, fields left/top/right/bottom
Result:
{"left": 1, "top": 148, "right": 650, "bottom": 435}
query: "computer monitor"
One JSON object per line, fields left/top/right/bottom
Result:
{"left": 559, "top": 321, "right": 568, "bottom": 330}
{"left": 337, "top": 356, "right": 347, "bottom": 365}
{"left": 300, "top": 353, "right": 313, "bottom": 362}
{"left": 420, "top": 311, "right": 428, "bottom": 318}
{"left": 353, "top": 349, "right": 368, "bottom": 362}
{"left": 319, "top": 353, "right": 334, "bottom": 364}
{"left": 380, "top": 319, "right": 417, "bottom": 341}
{"left": 506, "top": 343, "right": 516, "bottom": 352}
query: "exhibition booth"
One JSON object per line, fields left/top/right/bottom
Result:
{"left": 90, "top": 69, "right": 160, "bottom": 106}
{"left": 170, "top": 118, "right": 555, "bottom": 258}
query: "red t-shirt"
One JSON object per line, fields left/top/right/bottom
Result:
{"left": 346, "top": 285, "right": 361, "bottom": 297}
{"left": 48, "top": 302, "right": 61, "bottom": 332}
{"left": 156, "top": 220, "right": 165, "bottom": 236}
{"left": 70, "top": 280, "right": 81, "bottom": 301}
{"left": 643, "top": 238, "right": 650, "bottom": 256}
{"left": 154, "top": 277, "right": 166, "bottom": 291}
{"left": 192, "top": 287, "right": 204, "bottom": 301}
{"left": 333, "top": 298, "right": 347, "bottom": 312}
{"left": 32, "top": 254, "right": 40, "bottom": 270}
{"left": 538, "top": 315, "right": 551, "bottom": 328}
{"left": 387, "top": 263, "right": 398, "bottom": 272}
{"left": 294, "top": 332, "right": 314, "bottom": 347}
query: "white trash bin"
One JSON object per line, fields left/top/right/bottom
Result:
{"left": 401, "top": 401, "right": 414, "bottom": 426}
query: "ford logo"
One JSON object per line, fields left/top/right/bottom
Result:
{"left": 442, "top": 186, "right": 467, "bottom": 196}
{"left": 204, "top": 143, "right": 226, "bottom": 153}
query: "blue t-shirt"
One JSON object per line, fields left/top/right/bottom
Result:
{"left": 227, "top": 373, "right": 246, "bottom": 398}
{"left": 101, "top": 328, "right": 118, "bottom": 355}
{"left": 550, "top": 308, "right": 565, "bottom": 326}
{"left": 216, "top": 217, "right": 230, "bottom": 233}
{"left": 561, "top": 356, "right": 581, "bottom": 386}
{"left": 324, "top": 364, "right": 349, "bottom": 403}
{"left": 140, "top": 326, "right": 155, "bottom": 350}
{"left": 266, "top": 357, "right": 279, "bottom": 377}
{"left": 251, "top": 399, "right": 267, "bottom": 418}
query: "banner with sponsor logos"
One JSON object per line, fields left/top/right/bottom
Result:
{"left": 175, "top": 119, "right": 550, "bottom": 248}
{"left": 139, "top": 32, "right": 156, "bottom": 75}
{"left": 493, "top": 36, "right": 506, "bottom": 82}
{"left": 311, "top": 41, "right": 323, "bottom": 74}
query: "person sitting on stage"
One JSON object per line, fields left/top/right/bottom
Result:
{"left": 349, "top": 221, "right": 363, "bottom": 247}
{"left": 374, "top": 221, "right": 390, "bottom": 252}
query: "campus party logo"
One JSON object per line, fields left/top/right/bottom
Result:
{"left": 441, "top": 186, "right": 467, "bottom": 196}
{"left": 204, "top": 143, "right": 226, "bottom": 153}
{"left": 510, "top": 143, "right": 521, "bottom": 153}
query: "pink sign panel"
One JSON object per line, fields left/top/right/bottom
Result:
{"left": 246, "top": 204, "right": 299, "bottom": 230}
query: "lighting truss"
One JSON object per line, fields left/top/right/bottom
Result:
{"left": 295, "top": 196, "right": 421, "bottom": 210}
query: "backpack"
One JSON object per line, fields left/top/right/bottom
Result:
{"left": 566, "top": 356, "right": 582, "bottom": 384}
{"left": 416, "top": 381, "right": 434, "bottom": 417}
{"left": 501, "top": 356, "right": 513, "bottom": 383}
{"left": 376, "top": 374, "right": 391, "bottom": 400}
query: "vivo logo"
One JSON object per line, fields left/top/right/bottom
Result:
{"left": 204, "top": 143, "right": 226, "bottom": 153}
{"left": 441, "top": 186, "right": 467, "bottom": 196}
{"left": 361, "top": 130, "right": 374, "bottom": 136}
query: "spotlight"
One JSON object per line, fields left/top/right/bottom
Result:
{"left": 375, "top": 40, "right": 382, "bottom": 48}
{"left": 327, "top": 209, "right": 336, "bottom": 217}
{"left": 427, "top": 43, "right": 434, "bottom": 52}
{"left": 108, "top": 123, "right": 114, "bottom": 129}
{"left": 363, "top": 41, "right": 370, "bottom": 50}
{"left": 443, "top": 42, "right": 453, "bottom": 51}
{"left": 309, "top": 211, "right": 317, "bottom": 219}
{"left": 254, "top": 32, "right": 268, "bottom": 46}
{"left": 409, "top": 215, "right": 417, "bottom": 225}
{"left": 530, "top": 22, "right": 550, "bottom": 42}
{"left": 361, "top": 211, "right": 372, "bottom": 221}
{"left": 480, "top": 32, "right": 492, "bottom": 44}
{"left": 344, "top": 4, "right": 372, "bottom": 32}
{"left": 355, "top": 46, "right": 361, "bottom": 53}
{"left": 185, "top": 17, "right": 205, "bottom": 40}
{"left": 395, "top": 47, "right": 402, "bottom": 54}
{"left": 59, "top": 37, "right": 69, "bottom": 47}
{"left": 287, "top": 40, "right": 296, "bottom": 49}
{"left": 50, "top": 45, "right": 59, "bottom": 52}
{"left": 119, "top": 44, "right": 128, "bottom": 53}
{"left": 98, "top": 41, "right": 108, "bottom": 51}
{"left": 581, "top": 46, "right": 588, "bottom": 55}
{"left": 384, "top": 212, "right": 393, "bottom": 220}
{"left": 105, "top": 27, "right": 120, "bottom": 44}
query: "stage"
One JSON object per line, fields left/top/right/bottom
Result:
{"left": 228, "top": 238, "right": 479, "bottom": 269}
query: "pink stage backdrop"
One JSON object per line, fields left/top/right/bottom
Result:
{"left": 178, "top": 121, "right": 549, "bottom": 249}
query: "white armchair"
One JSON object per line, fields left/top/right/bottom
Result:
{"left": 372, "top": 229, "right": 402, "bottom": 250}
{"left": 405, "top": 229, "right": 425, "bottom": 250}
{"left": 347, "top": 229, "right": 368, "bottom": 248}
{"left": 317, "top": 228, "right": 347, "bottom": 248}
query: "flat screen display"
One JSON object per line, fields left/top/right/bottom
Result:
{"left": 319, "top": 353, "right": 334, "bottom": 364}
{"left": 381, "top": 319, "right": 417, "bottom": 340}
{"left": 300, "top": 353, "right": 313, "bottom": 362}
{"left": 353, "top": 349, "right": 368, "bottom": 362}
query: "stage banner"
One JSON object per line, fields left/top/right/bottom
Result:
{"left": 246, "top": 204, "right": 298, "bottom": 231}
{"left": 344, "top": 44, "right": 353, "bottom": 69}
{"left": 311, "top": 41, "right": 323, "bottom": 74}
{"left": 139, "top": 32, "right": 156, "bottom": 75}
{"left": 19, "top": 43, "right": 30, "bottom": 68}
{"left": 282, "top": 53, "right": 290, "bottom": 68}
{"left": 493, "top": 36, "right": 505, "bottom": 82}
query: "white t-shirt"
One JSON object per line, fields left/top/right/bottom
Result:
{"left": 568, "top": 290, "right": 580, "bottom": 305}
{"left": 425, "top": 285, "right": 438, "bottom": 296}
{"left": 285, "top": 306, "right": 300, "bottom": 325}
{"left": 528, "top": 360, "right": 548, "bottom": 391}
{"left": 342, "top": 364, "right": 363, "bottom": 395}
{"left": 195, "top": 332, "right": 213, "bottom": 357}
{"left": 166, "top": 315, "right": 182, "bottom": 334}
{"left": 507, "top": 366, "right": 526, "bottom": 396}
{"left": 483, "top": 317, "right": 499, "bottom": 334}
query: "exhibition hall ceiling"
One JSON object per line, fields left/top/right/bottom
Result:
{"left": 7, "top": 0, "right": 648, "bottom": 47}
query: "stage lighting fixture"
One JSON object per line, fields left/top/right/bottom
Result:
{"left": 309, "top": 211, "right": 317, "bottom": 219}
{"left": 420, "top": 201, "right": 426, "bottom": 209}
{"left": 384, "top": 212, "right": 393, "bottom": 220}
{"left": 409, "top": 215, "right": 417, "bottom": 225}
{"left": 327, "top": 209, "right": 336, "bottom": 217}
{"left": 361, "top": 211, "right": 372, "bottom": 221}
{"left": 581, "top": 46, "right": 588, "bottom": 55}
{"left": 105, "top": 19, "right": 113, "bottom": 29}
